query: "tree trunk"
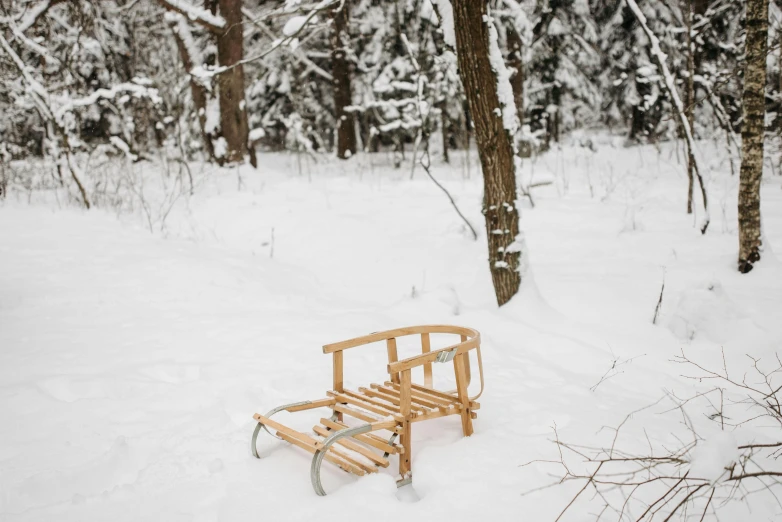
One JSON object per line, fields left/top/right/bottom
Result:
{"left": 168, "top": 17, "right": 215, "bottom": 160}
{"left": 440, "top": 98, "right": 450, "bottom": 163}
{"left": 508, "top": 24, "right": 531, "bottom": 158}
{"left": 216, "top": 0, "right": 254, "bottom": 166}
{"left": 507, "top": 25, "right": 525, "bottom": 131}
{"left": 738, "top": 0, "right": 768, "bottom": 273}
{"left": 684, "top": 0, "right": 695, "bottom": 214}
{"left": 451, "top": 0, "right": 522, "bottom": 306}
{"left": 331, "top": 0, "right": 357, "bottom": 159}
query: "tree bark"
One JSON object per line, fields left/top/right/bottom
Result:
{"left": 168, "top": 17, "right": 215, "bottom": 160}
{"left": 216, "top": 0, "right": 254, "bottom": 166}
{"left": 507, "top": 25, "right": 525, "bottom": 131}
{"left": 507, "top": 24, "right": 532, "bottom": 158}
{"left": 439, "top": 98, "right": 450, "bottom": 163}
{"left": 738, "top": 0, "right": 768, "bottom": 273}
{"left": 684, "top": 0, "right": 695, "bottom": 214}
{"left": 451, "top": 0, "right": 522, "bottom": 306}
{"left": 331, "top": 0, "right": 357, "bottom": 159}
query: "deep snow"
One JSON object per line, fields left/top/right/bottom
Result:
{"left": 2, "top": 136, "right": 782, "bottom": 520}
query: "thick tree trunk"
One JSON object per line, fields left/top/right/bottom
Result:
{"left": 451, "top": 0, "right": 522, "bottom": 306}
{"left": 738, "top": 0, "right": 768, "bottom": 273}
{"left": 216, "top": 0, "right": 254, "bottom": 166}
{"left": 331, "top": 0, "right": 356, "bottom": 159}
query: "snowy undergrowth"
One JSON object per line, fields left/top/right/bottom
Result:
{"left": 2, "top": 135, "right": 782, "bottom": 520}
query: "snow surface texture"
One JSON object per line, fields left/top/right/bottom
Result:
{"left": 689, "top": 431, "right": 739, "bottom": 484}
{"left": 2, "top": 135, "right": 782, "bottom": 520}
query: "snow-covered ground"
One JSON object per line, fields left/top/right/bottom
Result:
{"left": 2, "top": 136, "right": 782, "bottom": 520}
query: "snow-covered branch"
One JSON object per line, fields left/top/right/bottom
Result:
{"left": 431, "top": 0, "right": 456, "bottom": 50}
{"left": 624, "top": 0, "right": 709, "bottom": 232}
{"left": 487, "top": 8, "right": 520, "bottom": 136}
{"left": 241, "top": 7, "right": 333, "bottom": 81}
{"left": 54, "top": 82, "right": 162, "bottom": 122}
{"left": 14, "top": 0, "right": 64, "bottom": 33}
{"left": 0, "top": 32, "right": 89, "bottom": 208}
{"left": 156, "top": 0, "right": 226, "bottom": 33}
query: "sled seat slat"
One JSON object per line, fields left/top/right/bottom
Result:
{"left": 370, "top": 382, "right": 443, "bottom": 411}
{"left": 327, "top": 390, "right": 404, "bottom": 420}
{"left": 275, "top": 431, "right": 370, "bottom": 476}
{"left": 312, "top": 424, "right": 390, "bottom": 468}
{"left": 319, "top": 418, "right": 404, "bottom": 455}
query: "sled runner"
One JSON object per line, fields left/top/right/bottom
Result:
{"left": 251, "top": 325, "right": 483, "bottom": 495}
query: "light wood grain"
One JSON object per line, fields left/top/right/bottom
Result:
{"left": 421, "top": 332, "right": 433, "bottom": 387}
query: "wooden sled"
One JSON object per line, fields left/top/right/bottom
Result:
{"left": 251, "top": 325, "right": 483, "bottom": 495}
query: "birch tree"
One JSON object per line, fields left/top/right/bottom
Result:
{"left": 738, "top": 0, "right": 769, "bottom": 273}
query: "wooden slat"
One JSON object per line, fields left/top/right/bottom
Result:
{"left": 333, "top": 351, "right": 344, "bottom": 393}
{"left": 359, "top": 386, "right": 428, "bottom": 413}
{"left": 375, "top": 382, "right": 444, "bottom": 411}
{"left": 453, "top": 353, "right": 474, "bottom": 436}
{"left": 387, "top": 338, "right": 400, "bottom": 384}
{"left": 333, "top": 403, "right": 379, "bottom": 423}
{"left": 373, "top": 383, "right": 441, "bottom": 411}
{"left": 410, "top": 383, "right": 461, "bottom": 405}
{"left": 342, "top": 389, "right": 404, "bottom": 415}
{"left": 421, "top": 332, "right": 433, "bottom": 387}
{"left": 332, "top": 404, "right": 404, "bottom": 433}
{"left": 254, "top": 414, "right": 372, "bottom": 475}
{"left": 313, "top": 425, "right": 389, "bottom": 468}
{"left": 320, "top": 418, "right": 403, "bottom": 454}
{"left": 276, "top": 431, "right": 366, "bottom": 476}
{"left": 399, "top": 369, "right": 412, "bottom": 476}
{"left": 322, "top": 325, "right": 479, "bottom": 353}
{"left": 409, "top": 404, "right": 460, "bottom": 423}
{"left": 327, "top": 391, "right": 404, "bottom": 420}
{"left": 285, "top": 398, "right": 336, "bottom": 412}
{"left": 461, "top": 334, "right": 471, "bottom": 385}
{"left": 386, "top": 382, "right": 453, "bottom": 412}
{"left": 254, "top": 413, "right": 322, "bottom": 448}
{"left": 387, "top": 336, "right": 480, "bottom": 374}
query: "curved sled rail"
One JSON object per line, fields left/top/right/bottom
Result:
{"left": 252, "top": 399, "right": 336, "bottom": 457}
{"left": 310, "top": 423, "right": 373, "bottom": 496}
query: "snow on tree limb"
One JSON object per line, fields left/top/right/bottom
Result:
{"left": 0, "top": 32, "right": 89, "bottom": 208}
{"left": 431, "top": 0, "right": 456, "bottom": 49}
{"left": 156, "top": 0, "right": 226, "bottom": 33}
{"left": 54, "top": 83, "right": 162, "bottom": 122}
{"left": 165, "top": 12, "right": 204, "bottom": 72}
{"left": 15, "top": 0, "right": 62, "bottom": 33}
{"left": 624, "top": 0, "right": 710, "bottom": 232}
{"left": 7, "top": 19, "right": 60, "bottom": 65}
{"left": 487, "top": 8, "right": 520, "bottom": 136}
{"left": 241, "top": 7, "right": 333, "bottom": 81}
{"left": 501, "top": 0, "right": 533, "bottom": 44}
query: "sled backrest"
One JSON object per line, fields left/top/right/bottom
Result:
{"left": 322, "top": 325, "right": 483, "bottom": 402}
